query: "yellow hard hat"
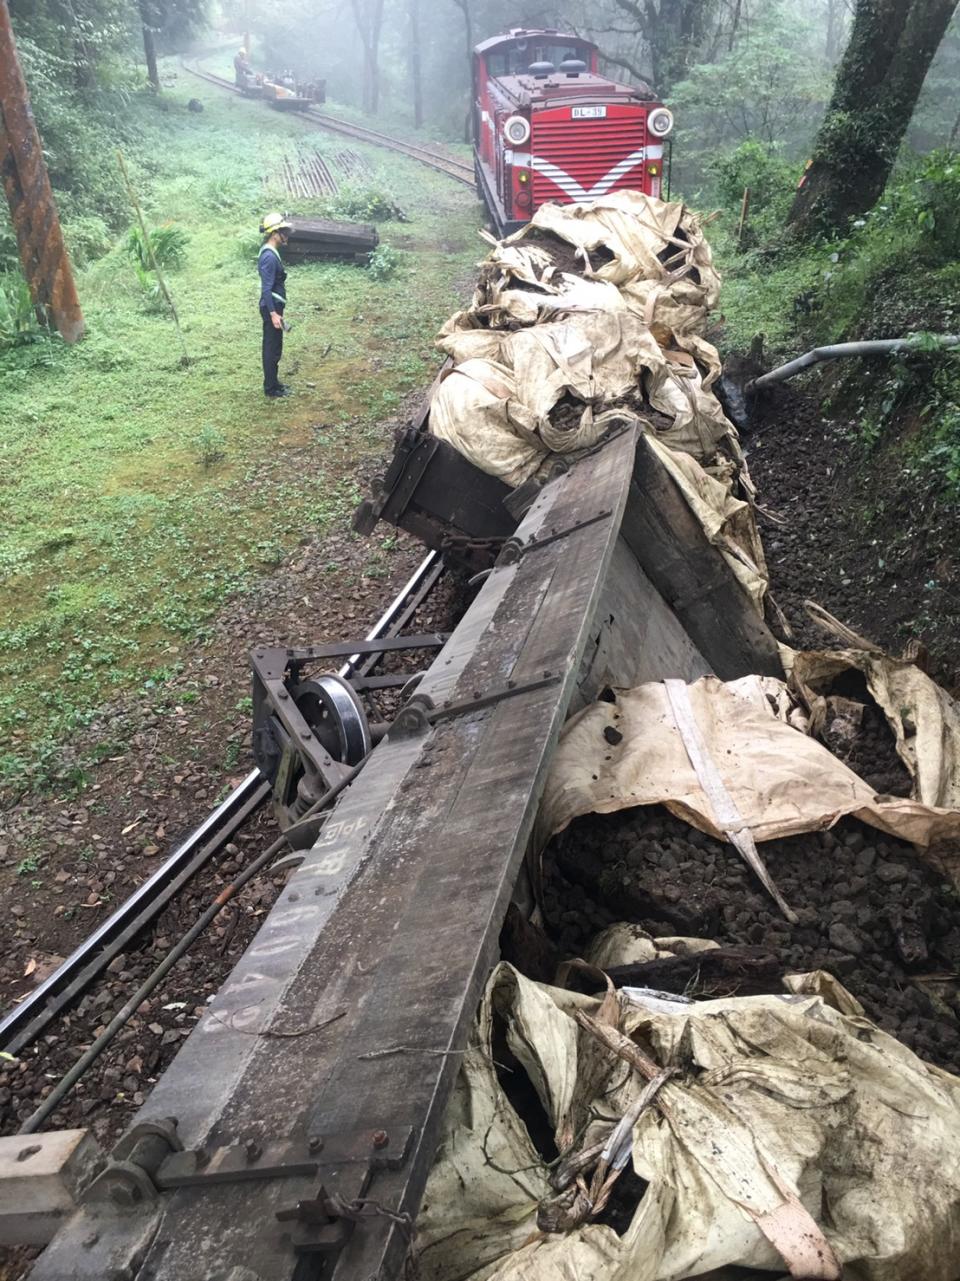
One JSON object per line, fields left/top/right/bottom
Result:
{"left": 238, "top": 47, "right": 247, "bottom": 55}
{"left": 260, "top": 211, "right": 292, "bottom": 235}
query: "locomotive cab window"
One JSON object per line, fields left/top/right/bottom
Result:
{"left": 486, "top": 40, "right": 592, "bottom": 78}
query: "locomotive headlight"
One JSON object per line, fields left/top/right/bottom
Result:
{"left": 503, "top": 114, "right": 531, "bottom": 146}
{"left": 647, "top": 107, "right": 674, "bottom": 138}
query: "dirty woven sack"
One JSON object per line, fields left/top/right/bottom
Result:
{"left": 538, "top": 674, "right": 960, "bottom": 851}
{"left": 788, "top": 647, "right": 960, "bottom": 811}
{"left": 429, "top": 193, "right": 740, "bottom": 489}
{"left": 416, "top": 962, "right": 960, "bottom": 1281}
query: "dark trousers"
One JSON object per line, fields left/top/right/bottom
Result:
{"left": 261, "top": 307, "right": 283, "bottom": 392}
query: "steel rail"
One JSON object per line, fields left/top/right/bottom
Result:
{"left": 182, "top": 62, "right": 475, "bottom": 186}
{"left": 0, "top": 771, "right": 270, "bottom": 1056}
{"left": 0, "top": 552, "right": 441, "bottom": 1059}
{"left": 345, "top": 550, "right": 442, "bottom": 677}
{"left": 303, "top": 106, "right": 475, "bottom": 185}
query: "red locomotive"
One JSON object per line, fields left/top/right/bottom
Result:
{"left": 473, "top": 29, "right": 673, "bottom": 235}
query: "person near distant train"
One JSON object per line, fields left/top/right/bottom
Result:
{"left": 234, "top": 47, "right": 252, "bottom": 87}
{"left": 258, "top": 211, "right": 292, "bottom": 398}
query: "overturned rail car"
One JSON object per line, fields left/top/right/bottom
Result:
{"left": 21, "top": 417, "right": 779, "bottom": 1281}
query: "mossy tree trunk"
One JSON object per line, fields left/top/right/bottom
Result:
{"left": 139, "top": 8, "right": 160, "bottom": 91}
{"left": 788, "top": 0, "right": 959, "bottom": 240}
{"left": 350, "top": 0, "right": 385, "bottom": 114}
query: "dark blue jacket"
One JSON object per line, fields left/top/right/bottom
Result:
{"left": 258, "top": 244, "right": 286, "bottom": 313}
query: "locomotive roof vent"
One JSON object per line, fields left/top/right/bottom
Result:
{"left": 558, "top": 58, "right": 586, "bottom": 76}
{"left": 528, "top": 60, "right": 555, "bottom": 78}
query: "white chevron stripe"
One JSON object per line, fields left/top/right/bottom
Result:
{"left": 530, "top": 145, "right": 663, "bottom": 202}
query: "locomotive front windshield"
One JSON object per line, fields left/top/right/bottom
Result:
{"left": 486, "top": 39, "right": 592, "bottom": 78}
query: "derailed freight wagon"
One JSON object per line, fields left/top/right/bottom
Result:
{"left": 12, "top": 194, "right": 960, "bottom": 1281}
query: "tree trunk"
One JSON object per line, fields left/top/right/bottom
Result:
{"left": 727, "top": 0, "right": 743, "bottom": 51}
{"left": 408, "top": 0, "right": 423, "bottom": 128}
{"left": 141, "top": 19, "right": 159, "bottom": 91}
{"left": 825, "top": 0, "right": 848, "bottom": 60}
{"left": 788, "top": 0, "right": 959, "bottom": 239}
{"left": 350, "top": 0, "right": 385, "bottom": 114}
{"left": 612, "top": 0, "right": 710, "bottom": 91}
{"left": 450, "top": 0, "right": 473, "bottom": 141}
{"left": 370, "top": 0, "right": 384, "bottom": 113}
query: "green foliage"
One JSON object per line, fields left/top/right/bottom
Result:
{"left": 235, "top": 226, "right": 263, "bottom": 261}
{"left": 669, "top": 1, "right": 832, "bottom": 197}
{"left": 366, "top": 243, "right": 405, "bottom": 281}
{"left": 712, "top": 141, "right": 796, "bottom": 246}
{"left": 892, "top": 150, "right": 960, "bottom": 264}
{"left": 65, "top": 214, "right": 114, "bottom": 268}
{"left": 194, "top": 424, "right": 227, "bottom": 466}
{"left": 0, "top": 275, "right": 50, "bottom": 349}
{"left": 131, "top": 260, "right": 167, "bottom": 311}
{"left": 138, "top": 0, "right": 210, "bottom": 49}
{"left": 0, "top": 224, "right": 20, "bottom": 275}
{"left": 326, "top": 183, "right": 406, "bottom": 223}
{"left": 205, "top": 173, "right": 260, "bottom": 212}
{"left": 850, "top": 342, "right": 960, "bottom": 498}
{"left": 127, "top": 222, "right": 189, "bottom": 269}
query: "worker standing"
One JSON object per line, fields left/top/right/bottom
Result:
{"left": 258, "top": 212, "right": 292, "bottom": 398}
{"left": 234, "top": 47, "right": 251, "bottom": 87}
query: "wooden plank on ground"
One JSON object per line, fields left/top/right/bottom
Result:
{"left": 0, "top": 1130, "right": 101, "bottom": 1246}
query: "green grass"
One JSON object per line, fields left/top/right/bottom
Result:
{"left": 0, "top": 65, "right": 483, "bottom": 794}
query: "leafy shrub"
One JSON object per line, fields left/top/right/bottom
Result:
{"left": 127, "top": 223, "right": 189, "bottom": 270}
{"left": 235, "top": 227, "right": 264, "bottom": 261}
{"left": 205, "top": 174, "right": 260, "bottom": 212}
{"left": 328, "top": 183, "right": 406, "bottom": 223}
{"left": 65, "top": 215, "right": 113, "bottom": 268}
{"left": 88, "top": 336, "right": 133, "bottom": 371}
{"left": 0, "top": 224, "right": 19, "bottom": 275}
{"left": 924, "top": 400, "right": 960, "bottom": 498}
{"left": 194, "top": 424, "right": 227, "bottom": 467}
{"left": 712, "top": 141, "right": 796, "bottom": 247}
{"left": 0, "top": 274, "right": 49, "bottom": 349}
{"left": 881, "top": 150, "right": 960, "bottom": 267}
{"left": 366, "top": 244, "right": 405, "bottom": 281}
{"left": 131, "top": 261, "right": 166, "bottom": 312}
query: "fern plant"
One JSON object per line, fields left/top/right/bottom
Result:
{"left": 126, "top": 223, "right": 189, "bottom": 269}
{"left": 0, "top": 274, "right": 48, "bottom": 348}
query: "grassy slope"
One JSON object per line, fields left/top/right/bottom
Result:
{"left": 0, "top": 68, "right": 481, "bottom": 790}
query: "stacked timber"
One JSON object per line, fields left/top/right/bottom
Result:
{"left": 284, "top": 215, "right": 378, "bottom": 263}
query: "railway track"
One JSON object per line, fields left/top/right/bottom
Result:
{"left": 0, "top": 552, "right": 443, "bottom": 1123}
{"left": 184, "top": 62, "right": 476, "bottom": 187}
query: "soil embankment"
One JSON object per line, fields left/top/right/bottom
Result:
{"left": 746, "top": 384, "right": 960, "bottom": 687}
